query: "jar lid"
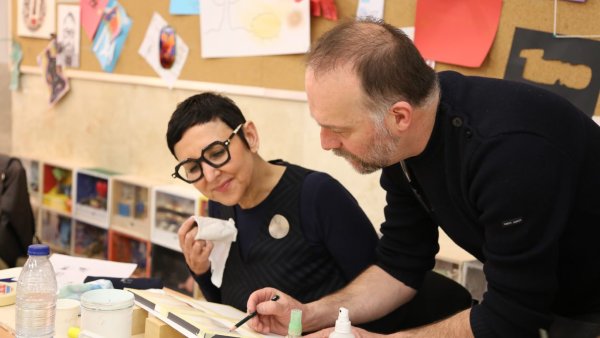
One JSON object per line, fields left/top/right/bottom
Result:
{"left": 80, "top": 289, "right": 134, "bottom": 311}
{"left": 28, "top": 244, "right": 50, "bottom": 256}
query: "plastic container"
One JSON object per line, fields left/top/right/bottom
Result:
{"left": 328, "top": 307, "right": 355, "bottom": 338}
{"left": 15, "top": 244, "right": 58, "bottom": 338}
{"left": 55, "top": 298, "right": 81, "bottom": 338}
{"left": 80, "top": 289, "right": 134, "bottom": 338}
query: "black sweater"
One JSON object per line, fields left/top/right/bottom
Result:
{"left": 194, "top": 161, "right": 378, "bottom": 311}
{"left": 376, "top": 71, "right": 600, "bottom": 337}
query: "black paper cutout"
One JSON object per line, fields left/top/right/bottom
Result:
{"left": 504, "top": 27, "right": 600, "bottom": 117}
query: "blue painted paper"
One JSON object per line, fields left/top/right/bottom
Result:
{"left": 169, "top": 0, "right": 200, "bottom": 15}
{"left": 92, "top": 0, "right": 132, "bottom": 72}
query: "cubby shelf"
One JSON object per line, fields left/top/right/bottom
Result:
{"left": 20, "top": 156, "right": 208, "bottom": 298}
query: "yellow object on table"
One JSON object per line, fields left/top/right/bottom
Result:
{"left": 0, "top": 283, "right": 16, "bottom": 307}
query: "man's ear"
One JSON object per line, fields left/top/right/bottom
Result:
{"left": 387, "top": 101, "right": 413, "bottom": 132}
{"left": 242, "top": 121, "right": 260, "bottom": 152}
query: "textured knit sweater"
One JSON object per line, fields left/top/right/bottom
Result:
{"left": 194, "top": 160, "right": 378, "bottom": 311}
{"left": 376, "top": 71, "right": 600, "bottom": 337}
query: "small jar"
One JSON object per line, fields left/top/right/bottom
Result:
{"left": 80, "top": 289, "right": 134, "bottom": 338}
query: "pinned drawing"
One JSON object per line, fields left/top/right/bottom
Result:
{"left": 356, "top": 0, "right": 384, "bottom": 20}
{"left": 139, "top": 13, "right": 189, "bottom": 88}
{"left": 505, "top": 28, "right": 600, "bottom": 117}
{"left": 10, "top": 42, "right": 23, "bottom": 91}
{"left": 17, "top": 0, "right": 56, "bottom": 39}
{"left": 92, "top": 0, "right": 132, "bottom": 72}
{"left": 57, "top": 4, "right": 81, "bottom": 68}
{"left": 37, "top": 37, "right": 70, "bottom": 106}
{"left": 200, "top": 0, "right": 310, "bottom": 58}
{"left": 81, "top": 0, "right": 109, "bottom": 41}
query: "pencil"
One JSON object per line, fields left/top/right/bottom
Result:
{"left": 228, "top": 295, "right": 280, "bottom": 332}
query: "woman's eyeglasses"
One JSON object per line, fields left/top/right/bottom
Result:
{"left": 172, "top": 124, "right": 242, "bottom": 183}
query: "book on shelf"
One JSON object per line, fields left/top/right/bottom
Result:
{"left": 127, "top": 288, "right": 282, "bottom": 338}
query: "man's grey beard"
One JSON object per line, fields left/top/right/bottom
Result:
{"left": 332, "top": 148, "right": 382, "bottom": 174}
{"left": 332, "top": 120, "right": 399, "bottom": 174}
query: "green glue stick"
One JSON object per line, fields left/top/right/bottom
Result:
{"left": 287, "top": 308, "right": 303, "bottom": 338}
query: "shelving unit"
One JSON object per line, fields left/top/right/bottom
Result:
{"left": 110, "top": 175, "right": 158, "bottom": 241}
{"left": 40, "top": 209, "right": 72, "bottom": 254}
{"left": 41, "top": 161, "right": 75, "bottom": 216}
{"left": 73, "top": 220, "right": 108, "bottom": 260}
{"left": 151, "top": 184, "right": 208, "bottom": 252}
{"left": 108, "top": 230, "right": 152, "bottom": 277}
{"left": 74, "top": 168, "right": 119, "bottom": 229}
{"left": 150, "top": 243, "right": 196, "bottom": 297}
{"left": 17, "top": 155, "right": 208, "bottom": 299}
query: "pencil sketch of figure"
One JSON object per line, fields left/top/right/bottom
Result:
{"left": 37, "top": 38, "right": 70, "bottom": 106}
{"left": 57, "top": 4, "right": 81, "bottom": 68}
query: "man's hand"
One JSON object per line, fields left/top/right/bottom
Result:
{"left": 178, "top": 216, "right": 214, "bottom": 275}
{"left": 247, "top": 288, "right": 305, "bottom": 335}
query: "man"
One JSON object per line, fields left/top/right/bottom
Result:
{"left": 246, "top": 18, "right": 600, "bottom": 338}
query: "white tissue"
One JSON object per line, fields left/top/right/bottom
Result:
{"left": 193, "top": 216, "right": 237, "bottom": 288}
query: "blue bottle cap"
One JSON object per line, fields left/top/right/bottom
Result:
{"left": 28, "top": 244, "right": 50, "bottom": 256}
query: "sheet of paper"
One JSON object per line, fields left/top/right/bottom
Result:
{"left": 57, "top": 4, "right": 81, "bottom": 68}
{"left": 17, "top": 0, "right": 56, "bottom": 39}
{"left": 169, "top": 0, "right": 200, "bottom": 15}
{"left": 80, "top": 0, "right": 108, "bottom": 41}
{"left": 0, "top": 267, "right": 22, "bottom": 280}
{"left": 37, "top": 39, "right": 70, "bottom": 106}
{"left": 504, "top": 27, "right": 600, "bottom": 118}
{"left": 92, "top": 0, "right": 132, "bottom": 72}
{"left": 414, "top": 0, "right": 502, "bottom": 68}
{"left": 138, "top": 12, "right": 189, "bottom": 88}
{"left": 356, "top": 0, "right": 385, "bottom": 20}
{"left": 200, "top": 0, "right": 310, "bottom": 58}
{"left": 50, "top": 253, "right": 137, "bottom": 289}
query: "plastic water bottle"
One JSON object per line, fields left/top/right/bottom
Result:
{"left": 15, "top": 244, "right": 57, "bottom": 338}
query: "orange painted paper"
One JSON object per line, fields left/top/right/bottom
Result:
{"left": 414, "top": 0, "right": 502, "bottom": 68}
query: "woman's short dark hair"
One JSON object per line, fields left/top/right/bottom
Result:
{"left": 166, "top": 92, "right": 249, "bottom": 157}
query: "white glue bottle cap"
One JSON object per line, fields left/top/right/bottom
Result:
{"left": 329, "top": 307, "right": 355, "bottom": 338}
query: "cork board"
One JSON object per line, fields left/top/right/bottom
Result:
{"left": 9, "top": 0, "right": 600, "bottom": 115}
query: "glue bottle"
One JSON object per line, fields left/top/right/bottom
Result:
{"left": 328, "top": 307, "right": 355, "bottom": 338}
{"left": 287, "top": 309, "right": 302, "bottom": 338}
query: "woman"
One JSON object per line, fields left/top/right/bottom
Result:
{"left": 166, "top": 92, "right": 379, "bottom": 312}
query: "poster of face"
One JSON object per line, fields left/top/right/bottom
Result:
{"left": 57, "top": 4, "right": 81, "bottom": 68}
{"left": 37, "top": 38, "right": 70, "bottom": 106}
{"left": 17, "top": 0, "right": 56, "bottom": 39}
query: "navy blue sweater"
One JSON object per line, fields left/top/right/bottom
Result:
{"left": 194, "top": 161, "right": 378, "bottom": 310}
{"left": 376, "top": 71, "right": 600, "bottom": 337}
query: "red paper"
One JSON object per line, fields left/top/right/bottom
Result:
{"left": 80, "top": 0, "right": 109, "bottom": 41}
{"left": 310, "top": 0, "right": 338, "bottom": 21}
{"left": 414, "top": 0, "right": 502, "bottom": 68}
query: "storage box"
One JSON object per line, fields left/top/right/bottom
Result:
{"left": 20, "top": 157, "right": 41, "bottom": 205}
{"left": 150, "top": 244, "right": 195, "bottom": 297}
{"left": 41, "top": 162, "right": 75, "bottom": 215}
{"left": 40, "top": 208, "right": 72, "bottom": 254}
{"left": 110, "top": 175, "right": 159, "bottom": 241}
{"left": 73, "top": 220, "right": 108, "bottom": 259}
{"left": 74, "top": 168, "right": 119, "bottom": 229}
{"left": 151, "top": 185, "right": 208, "bottom": 252}
{"left": 108, "top": 230, "right": 152, "bottom": 277}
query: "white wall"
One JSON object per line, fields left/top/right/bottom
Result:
{"left": 10, "top": 74, "right": 387, "bottom": 230}
{"left": 0, "top": 0, "right": 11, "bottom": 154}
{"left": 0, "top": 0, "right": 8, "bottom": 64}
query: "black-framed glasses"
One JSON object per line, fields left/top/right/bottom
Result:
{"left": 172, "top": 124, "right": 243, "bottom": 183}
